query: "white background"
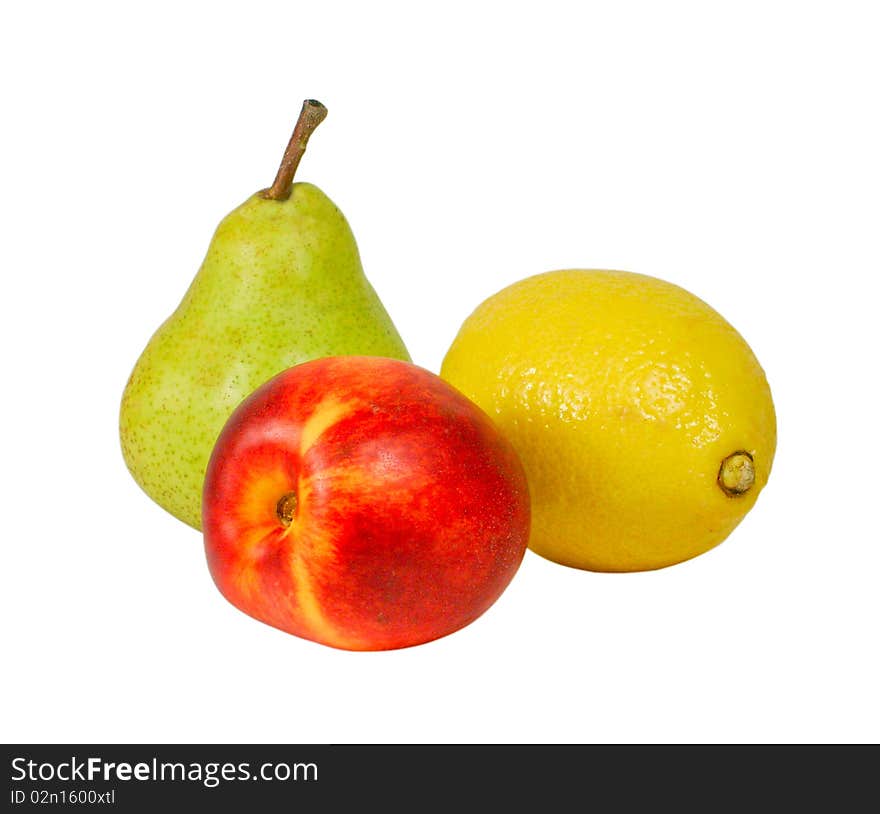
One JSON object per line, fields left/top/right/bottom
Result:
{"left": 2, "top": 1, "right": 878, "bottom": 744}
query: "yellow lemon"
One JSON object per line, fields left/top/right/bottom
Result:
{"left": 441, "top": 269, "right": 776, "bottom": 572}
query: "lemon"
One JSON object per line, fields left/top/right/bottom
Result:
{"left": 440, "top": 270, "right": 776, "bottom": 572}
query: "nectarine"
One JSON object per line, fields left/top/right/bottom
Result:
{"left": 202, "top": 356, "right": 530, "bottom": 651}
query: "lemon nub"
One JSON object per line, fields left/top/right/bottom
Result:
{"left": 276, "top": 491, "right": 298, "bottom": 527}
{"left": 718, "top": 452, "right": 755, "bottom": 497}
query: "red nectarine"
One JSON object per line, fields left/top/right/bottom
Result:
{"left": 202, "top": 356, "right": 530, "bottom": 651}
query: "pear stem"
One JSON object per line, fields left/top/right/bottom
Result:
{"left": 262, "top": 100, "right": 328, "bottom": 201}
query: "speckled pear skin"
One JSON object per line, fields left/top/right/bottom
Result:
{"left": 120, "top": 181, "right": 411, "bottom": 530}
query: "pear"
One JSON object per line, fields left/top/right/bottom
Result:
{"left": 120, "top": 100, "right": 410, "bottom": 530}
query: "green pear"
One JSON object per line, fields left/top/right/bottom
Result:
{"left": 120, "top": 100, "right": 410, "bottom": 530}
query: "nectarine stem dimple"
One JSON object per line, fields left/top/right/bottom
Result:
{"left": 718, "top": 451, "right": 755, "bottom": 497}
{"left": 276, "top": 491, "right": 299, "bottom": 527}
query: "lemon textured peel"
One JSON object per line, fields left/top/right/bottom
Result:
{"left": 440, "top": 269, "right": 776, "bottom": 572}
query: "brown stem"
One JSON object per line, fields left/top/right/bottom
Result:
{"left": 276, "top": 491, "right": 298, "bottom": 527}
{"left": 262, "top": 100, "right": 328, "bottom": 201}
